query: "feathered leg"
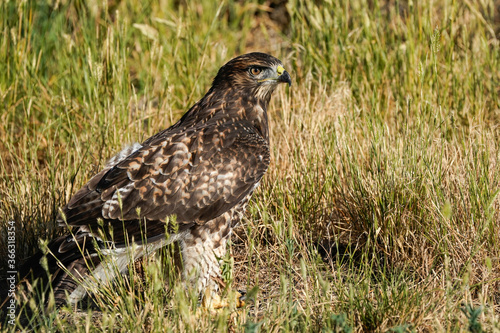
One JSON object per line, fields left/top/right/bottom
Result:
{"left": 179, "top": 212, "right": 243, "bottom": 310}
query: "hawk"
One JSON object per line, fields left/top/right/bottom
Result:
{"left": 15, "top": 52, "right": 291, "bottom": 309}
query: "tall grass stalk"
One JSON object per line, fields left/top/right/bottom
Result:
{"left": 1, "top": 0, "right": 499, "bottom": 331}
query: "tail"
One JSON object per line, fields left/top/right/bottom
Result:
{"left": 1, "top": 232, "right": 102, "bottom": 313}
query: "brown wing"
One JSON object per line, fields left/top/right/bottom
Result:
{"left": 59, "top": 121, "right": 270, "bottom": 245}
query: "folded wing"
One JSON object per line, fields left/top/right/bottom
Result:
{"left": 59, "top": 121, "right": 270, "bottom": 246}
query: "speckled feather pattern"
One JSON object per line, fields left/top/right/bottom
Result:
{"left": 15, "top": 52, "right": 289, "bottom": 307}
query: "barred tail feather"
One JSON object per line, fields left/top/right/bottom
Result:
{"left": 1, "top": 234, "right": 102, "bottom": 314}
{"left": 2, "top": 230, "right": 165, "bottom": 316}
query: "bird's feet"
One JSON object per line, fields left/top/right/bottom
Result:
{"left": 201, "top": 288, "right": 245, "bottom": 312}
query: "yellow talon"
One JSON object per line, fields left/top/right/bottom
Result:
{"left": 201, "top": 289, "right": 245, "bottom": 312}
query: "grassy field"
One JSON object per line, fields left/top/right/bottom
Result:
{"left": 1, "top": 0, "right": 499, "bottom": 331}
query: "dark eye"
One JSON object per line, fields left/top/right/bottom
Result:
{"left": 250, "top": 67, "right": 262, "bottom": 76}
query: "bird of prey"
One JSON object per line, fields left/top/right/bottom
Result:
{"left": 14, "top": 52, "right": 291, "bottom": 310}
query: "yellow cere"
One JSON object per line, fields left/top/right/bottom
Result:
{"left": 277, "top": 66, "right": 285, "bottom": 75}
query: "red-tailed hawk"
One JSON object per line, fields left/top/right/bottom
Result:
{"left": 15, "top": 53, "right": 291, "bottom": 309}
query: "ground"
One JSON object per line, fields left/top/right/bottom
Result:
{"left": 1, "top": 0, "right": 500, "bottom": 331}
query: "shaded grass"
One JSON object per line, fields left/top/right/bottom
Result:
{"left": 1, "top": 0, "right": 500, "bottom": 331}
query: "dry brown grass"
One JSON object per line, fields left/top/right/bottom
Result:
{"left": 1, "top": 0, "right": 500, "bottom": 331}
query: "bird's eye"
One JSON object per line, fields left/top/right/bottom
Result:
{"left": 250, "top": 67, "right": 262, "bottom": 76}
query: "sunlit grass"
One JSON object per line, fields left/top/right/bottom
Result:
{"left": 1, "top": 0, "right": 499, "bottom": 331}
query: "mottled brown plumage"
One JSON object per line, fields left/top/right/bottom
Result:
{"left": 12, "top": 52, "right": 291, "bottom": 308}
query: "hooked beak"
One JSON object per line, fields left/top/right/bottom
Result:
{"left": 258, "top": 65, "right": 292, "bottom": 86}
{"left": 276, "top": 65, "right": 291, "bottom": 86}
{"left": 278, "top": 70, "right": 292, "bottom": 87}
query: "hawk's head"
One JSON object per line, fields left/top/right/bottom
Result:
{"left": 211, "top": 52, "right": 291, "bottom": 104}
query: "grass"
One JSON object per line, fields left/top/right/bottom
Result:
{"left": 1, "top": 0, "right": 499, "bottom": 331}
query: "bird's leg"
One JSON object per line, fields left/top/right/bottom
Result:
{"left": 179, "top": 217, "right": 244, "bottom": 311}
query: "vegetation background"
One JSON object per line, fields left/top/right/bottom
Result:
{"left": 0, "top": 0, "right": 499, "bottom": 331}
